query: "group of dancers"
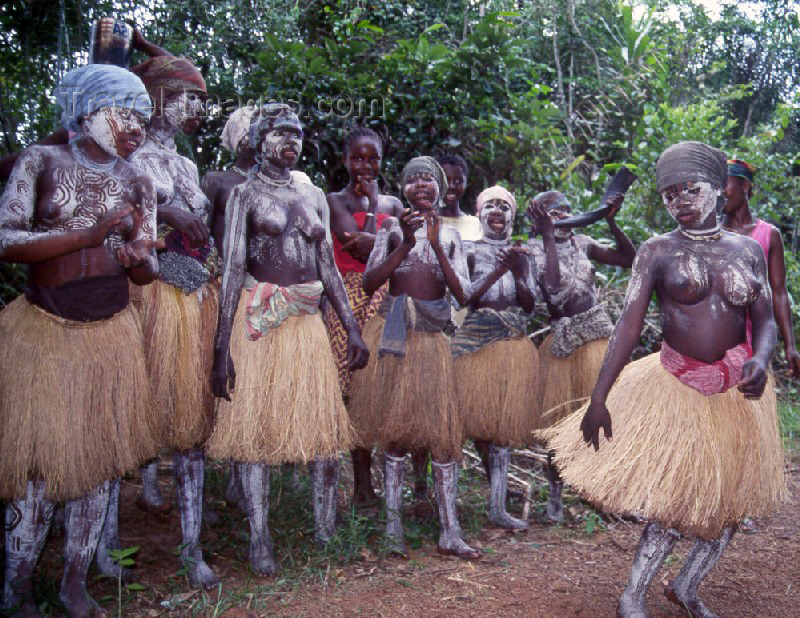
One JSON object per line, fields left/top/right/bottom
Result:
{"left": 0, "top": 32, "right": 792, "bottom": 618}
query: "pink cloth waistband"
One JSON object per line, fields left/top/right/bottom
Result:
{"left": 660, "top": 340, "right": 752, "bottom": 396}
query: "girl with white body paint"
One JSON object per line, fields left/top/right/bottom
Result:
{"left": 0, "top": 64, "right": 159, "bottom": 618}
{"left": 208, "top": 104, "right": 368, "bottom": 576}
{"left": 450, "top": 186, "right": 539, "bottom": 530}
{"left": 540, "top": 141, "right": 786, "bottom": 618}
{"left": 527, "top": 188, "right": 635, "bottom": 522}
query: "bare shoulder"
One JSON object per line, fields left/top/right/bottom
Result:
{"left": 379, "top": 194, "right": 403, "bottom": 215}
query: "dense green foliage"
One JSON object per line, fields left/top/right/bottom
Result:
{"left": 1, "top": 0, "right": 799, "bottom": 314}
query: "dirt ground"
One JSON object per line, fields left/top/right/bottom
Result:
{"left": 19, "top": 454, "right": 799, "bottom": 617}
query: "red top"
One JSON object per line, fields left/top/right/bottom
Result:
{"left": 333, "top": 211, "right": 390, "bottom": 274}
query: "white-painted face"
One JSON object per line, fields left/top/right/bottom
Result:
{"left": 548, "top": 206, "right": 573, "bottom": 240}
{"left": 83, "top": 106, "right": 146, "bottom": 159}
{"left": 660, "top": 180, "right": 718, "bottom": 229}
{"left": 163, "top": 91, "right": 204, "bottom": 134}
{"left": 479, "top": 198, "right": 514, "bottom": 240}
{"left": 403, "top": 172, "right": 439, "bottom": 211}
{"left": 260, "top": 125, "right": 303, "bottom": 169}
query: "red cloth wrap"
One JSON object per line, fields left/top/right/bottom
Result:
{"left": 131, "top": 56, "right": 207, "bottom": 98}
{"left": 660, "top": 340, "right": 752, "bottom": 396}
{"left": 332, "top": 212, "right": 390, "bottom": 274}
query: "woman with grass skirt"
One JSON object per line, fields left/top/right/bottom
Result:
{"left": 0, "top": 64, "right": 159, "bottom": 618}
{"left": 527, "top": 188, "right": 635, "bottom": 523}
{"left": 349, "top": 156, "right": 480, "bottom": 560}
{"left": 450, "top": 186, "right": 539, "bottom": 530}
{"left": 208, "top": 104, "right": 368, "bottom": 576}
{"left": 541, "top": 141, "right": 786, "bottom": 618}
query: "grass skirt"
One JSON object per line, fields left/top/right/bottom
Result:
{"left": 455, "top": 336, "right": 541, "bottom": 447}
{"left": 137, "top": 279, "right": 218, "bottom": 451}
{"left": 538, "top": 334, "right": 607, "bottom": 426}
{"left": 0, "top": 297, "right": 157, "bottom": 501}
{"left": 207, "top": 292, "right": 352, "bottom": 464}
{"left": 539, "top": 352, "right": 787, "bottom": 540}
{"left": 349, "top": 316, "right": 463, "bottom": 461}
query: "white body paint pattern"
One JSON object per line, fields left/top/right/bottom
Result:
{"left": 464, "top": 240, "right": 536, "bottom": 305}
{"left": 527, "top": 234, "right": 601, "bottom": 311}
{"left": 0, "top": 145, "right": 155, "bottom": 258}
{"left": 217, "top": 174, "right": 353, "bottom": 348}
{"left": 367, "top": 219, "right": 471, "bottom": 295}
{"left": 130, "top": 138, "right": 210, "bottom": 220}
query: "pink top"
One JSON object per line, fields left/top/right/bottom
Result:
{"left": 749, "top": 218, "right": 773, "bottom": 257}
{"left": 744, "top": 218, "right": 775, "bottom": 344}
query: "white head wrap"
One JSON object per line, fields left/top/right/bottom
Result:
{"left": 56, "top": 64, "right": 152, "bottom": 133}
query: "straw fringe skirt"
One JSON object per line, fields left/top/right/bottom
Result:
{"left": 0, "top": 298, "right": 157, "bottom": 501}
{"left": 538, "top": 334, "right": 608, "bottom": 426}
{"left": 349, "top": 316, "right": 463, "bottom": 461}
{"left": 455, "top": 337, "right": 541, "bottom": 447}
{"left": 539, "top": 352, "right": 787, "bottom": 540}
{"left": 136, "top": 279, "right": 218, "bottom": 451}
{"left": 207, "top": 292, "right": 352, "bottom": 464}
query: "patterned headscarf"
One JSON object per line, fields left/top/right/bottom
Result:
{"left": 656, "top": 141, "right": 728, "bottom": 192}
{"left": 400, "top": 156, "right": 448, "bottom": 209}
{"left": 56, "top": 64, "right": 152, "bottom": 133}
{"left": 220, "top": 108, "right": 253, "bottom": 153}
{"left": 727, "top": 159, "right": 756, "bottom": 183}
{"left": 476, "top": 185, "right": 517, "bottom": 218}
{"left": 130, "top": 56, "right": 207, "bottom": 101}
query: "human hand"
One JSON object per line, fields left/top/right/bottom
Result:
{"left": 425, "top": 211, "right": 441, "bottom": 249}
{"left": 87, "top": 205, "right": 135, "bottom": 247}
{"left": 116, "top": 237, "right": 165, "bottom": 268}
{"left": 342, "top": 231, "right": 375, "bottom": 262}
{"left": 211, "top": 348, "right": 236, "bottom": 401}
{"left": 160, "top": 207, "right": 210, "bottom": 248}
{"left": 580, "top": 398, "right": 613, "bottom": 451}
{"left": 605, "top": 192, "right": 624, "bottom": 220}
{"left": 785, "top": 346, "right": 800, "bottom": 378}
{"left": 499, "top": 240, "right": 529, "bottom": 278}
{"left": 346, "top": 328, "right": 370, "bottom": 370}
{"left": 357, "top": 177, "right": 380, "bottom": 208}
{"left": 398, "top": 208, "right": 423, "bottom": 246}
{"left": 738, "top": 357, "right": 768, "bottom": 399}
{"left": 526, "top": 200, "right": 554, "bottom": 237}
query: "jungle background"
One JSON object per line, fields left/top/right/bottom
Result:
{"left": 1, "top": 1, "right": 799, "bottom": 616}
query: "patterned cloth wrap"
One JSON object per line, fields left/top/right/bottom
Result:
{"left": 450, "top": 307, "right": 529, "bottom": 358}
{"left": 157, "top": 228, "right": 219, "bottom": 294}
{"left": 243, "top": 275, "right": 324, "bottom": 341}
{"left": 377, "top": 294, "right": 451, "bottom": 358}
{"left": 660, "top": 339, "right": 752, "bottom": 396}
{"left": 550, "top": 303, "right": 614, "bottom": 358}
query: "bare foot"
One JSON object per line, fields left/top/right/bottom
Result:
{"left": 59, "top": 588, "right": 109, "bottom": 618}
{"left": 250, "top": 540, "right": 280, "bottom": 577}
{"left": 186, "top": 559, "right": 220, "bottom": 591}
{"left": 437, "top": 538, "right": 481, "bottom": 560}
{"left": 665, "top": 582, "right": 719, "bottom": 618}
{"left": 488, "top": 510, "right": 528, "bottom": 530}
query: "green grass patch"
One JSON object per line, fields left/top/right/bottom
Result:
{"left": 779, "top": 400, "right": 800, "bottom": 454}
